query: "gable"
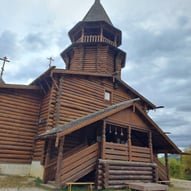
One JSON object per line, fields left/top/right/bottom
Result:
{"left": 107, "top": 106, "right": 149, "bottom": 131}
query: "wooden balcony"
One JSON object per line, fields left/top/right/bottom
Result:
{"left": 77, "top": 35, "right": 117, "bottom": 47}
{"left": 104, "top": 142, "right": 151, "bottom": 163}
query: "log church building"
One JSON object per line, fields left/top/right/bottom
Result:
{"left": 0, "top": 0, "right": 181, "bottom": 189}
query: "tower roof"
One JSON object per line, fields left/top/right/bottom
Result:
{"left": 83, "top": 0, "right": 113, "bottom": 25}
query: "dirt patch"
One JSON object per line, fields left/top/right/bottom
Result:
{"left": 171, "top": 178, "right": 191, "bottom": 191}
{"left": 0, "top": 175, "right": 47, "bottom": 191}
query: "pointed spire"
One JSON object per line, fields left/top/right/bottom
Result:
{"left": 83, "top": 0, "right": 113, "bottom": 25}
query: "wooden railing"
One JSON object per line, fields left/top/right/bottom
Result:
{"left": 105, "top": 142, "right": 128, "bottom": 161}
{"left": 59, "top": 143, "right": 98, "bottom": 184}
{"left": 77, "top": 35, "right": 117, "bottom": 47}
{"left": 44, "top": 157, "right": 57, "bottom": 183}
{"left": 131, "top": 146, "right": 151, "bottom": 162}
{"left": 154, "top": 156, "right": 169, "bottom": 181}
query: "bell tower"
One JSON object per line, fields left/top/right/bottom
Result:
{"left": 61, "top": 0, "right": 126, "bottom": 78}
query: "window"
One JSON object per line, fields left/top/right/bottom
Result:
{"left": 104, "top": 90, "right": 111, "bottom": 101}
{"left": 131, "top": 130, "right": 149, "bottom": 147}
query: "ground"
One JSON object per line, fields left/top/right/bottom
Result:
{"left": 0, "top": 175, "right": 191, "bottom": 191}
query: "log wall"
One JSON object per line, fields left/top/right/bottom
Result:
{"left": 56, "top": 75, "right": 132, "bottom": 126}
{"left": 33, "top": 79, "right": 59, "bottom": 161}
{"left": 69, "top": 44, "right": 122, "bottom": 74}
{"left": 0, "top": 89, "right": 41, "bottom": 164}
{"left": 97, "top": 159, "right": 157, "bottom": 189}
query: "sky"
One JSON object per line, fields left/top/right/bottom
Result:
{"left": 0, "top": 0, "right": 191, "bottom": 151}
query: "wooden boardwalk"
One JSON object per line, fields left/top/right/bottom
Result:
{"left": 126, "top": 182, "right": 168, "bottom": 191}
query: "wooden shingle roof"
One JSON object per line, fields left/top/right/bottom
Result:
{"left": 37, "top": 98, "right": 140, "bottom": 139}
{"left": 83, "top": 0, "right": 113, "bottom": 25}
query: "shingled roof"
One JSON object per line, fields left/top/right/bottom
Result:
{"left": 37, "top": 97, "right": 181, "bottom": 154}
{"left": 83, "top": 0, "right": 113, "bottom": 25}
{"left": 37, "top": 98, "right": 140, "bottom": 139}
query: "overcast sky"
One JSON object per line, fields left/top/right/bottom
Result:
{"left": 0, "top": 0, "right": 191, "bottom": 151}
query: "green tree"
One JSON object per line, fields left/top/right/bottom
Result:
{"left": 169, "top": 158, "right": 183, "bottom": 178}
{"left": 182, "top": 145, "right": 191, "bottom": 180}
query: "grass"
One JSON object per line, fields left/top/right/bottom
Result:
{"left": 0, "top": 175, "right": 189, "bottom": 191}
{"left": 59, "top": 186, "right": 186, "bottom": 191}
{"left": 0, "top": 175, "right": 34, "bottom": 188}
{"left": 168, "top": 186, "right": 188, "bottom": 191}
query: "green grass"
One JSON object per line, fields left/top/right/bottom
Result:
{"left": 60, "top": 186, "right": 185, "bottom": 191}
{"left": 0, "top": 175, "right": 34, "bottom": 188}
{"left": 168, "top": 186, "right": 188, "bottom": 191}
{"left": 0, "top": 175, "right": 189, "bottom": 191}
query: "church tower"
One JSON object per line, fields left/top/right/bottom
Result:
{"left": 61, "top": 0, "right": 126, "bottom": 79}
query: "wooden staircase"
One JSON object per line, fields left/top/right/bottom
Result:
{"left": 59, "top": 143, "right": 98, "bottom": 186}
{"left": 154, "top": 156, "right": 169, "bottom": 181}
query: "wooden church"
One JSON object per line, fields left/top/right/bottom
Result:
{"left": 0, "top": 0, "right": 181, "bottom": 189}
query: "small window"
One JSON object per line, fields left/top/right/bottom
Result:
{"left": 104, "top": 90, "right": 111, "bottom": 101}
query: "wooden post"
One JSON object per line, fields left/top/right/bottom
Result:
{"left": 82, "top": 27, "right": 84, "bottom": 42}
{"left": 149, "top": 131, "right": 153, "bottom": 162}
{"left": 56, "top": 136, "right": 65, "bottom": 187}
{"left": 128, "top": 126, "right": 132, "bottom": 161}
{"left": 165, "top": 152, "right": 170, "bottom": 180}
{"left": 43, "top": 139, "right": 52, "bottom": 183}
{"left": 104, "top": 163, "right": 109, "bottom": 188}
{"left": 101, "top": 120, "right": 106, "bottom": 159}
{"left": 114, "top": 35, "right": 117, "bottom": 47}
{"left": 100, "top": 27, "right": 103, "bottom": 42}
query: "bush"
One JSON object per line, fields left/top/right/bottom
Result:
{"left": 169, "top": 158, "right": 184, "bottom": 179}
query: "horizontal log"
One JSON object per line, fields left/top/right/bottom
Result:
{"left": 0, "top": 129, "right": 36, "bottom": 137}
{"left": 109, "top": 166, "right": 153, "bottom": 171}
{"left": 0, "top": 96, "right": 40, "bottom": 109}
{"left": 0, "top": 115, "right": 38, "bottom": 125}
{"left": 105, "top": 154, "right": 128, "bottom": 161}
{"left": 0, "top": 140, "right": 33, "bottom": 147}
{"left": 108, "top": 170, "right": 153, "bottom": 175}
{"left": 0, "top": 158, "right": 31, "bottom": 164}
{"left": 99, "top": 159, "right": 157, "bottom": 167}
{"left": 105, "top": 148, "right": 128, "bottom": 156}
{"left": 0, "top": 144, "right": 33, "bottom": 151}
{"left": 105, "top": 142, "right": 128, "bottom": 150}
{"left": 0, "top": 154, "right": 32, "bottom": 159}
{"left": 0, "top": 122, "right": 37, "bottom": 133}
{"left": 132, "top": 146, "right": 150, "bottom": 153}
{"left": 131, "top": 157, "right": 151, "bottom": 163}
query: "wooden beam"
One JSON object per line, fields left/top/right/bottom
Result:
{"left": 43, "top": 139, "right": 52, "bottom": 183}
{"left": 101, "top": 120, "right": 106, "bottom": 159}
{"left": 128, "top": 126, "right": 132, "bottom": 161}
{"left": 149, "top": 131, "right": 153, "bottom": 162}
{"left": 165, "top": 152, "right": 170, "bottom": 180}
{"left": 56, "top": 136, "right": 65, "bottom": 186}
{"left": 0, "top": 84, "right": 40, "bottom": 90}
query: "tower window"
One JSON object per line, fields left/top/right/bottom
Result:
{"left": 104, "top": 90, "right": 112, "bottom": 101}
{"left": 84, "top": 28, "right": 100, "bottom": 36}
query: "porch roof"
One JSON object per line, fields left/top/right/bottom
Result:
{"left": 37, "top": 98, "right": 140, "bottom": 139}
{"left": 37, "top": 98, "right": 181, "bottom": 154}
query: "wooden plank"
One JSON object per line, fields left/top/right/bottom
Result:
{"left": 126, "top": 182, "right": 168, "bottom": 191}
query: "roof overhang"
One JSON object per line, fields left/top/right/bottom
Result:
{"left": 0, "top": 83, "right": 40, "bottom": 91}
{"left": 37, "top": 98, "right": 140, "bottom": 140}
{"left": 37, "top": 98, "right": 181, "bottom": 154}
